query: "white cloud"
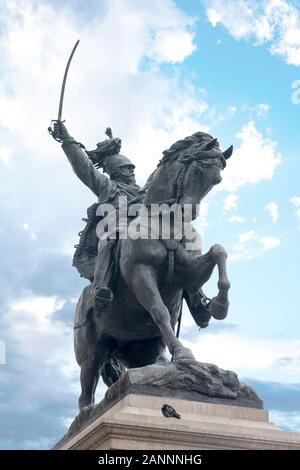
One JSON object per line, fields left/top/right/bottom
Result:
{"left": 259, "top": 235, "right": 281, "bottom": 250}
{"left": 197, "top": 101, "right": 209, "bottom": 113}
{"left": 3, "top": 293, "right": 78, "bottom": 399}
{"left": 10, "top": 295, "right": 65, "bottom": 321}
{"left": 184, "top": 330, "right": 300, "bottom": 382}
{"left": 207, "top": 7, "right": 222, "bottom": 27}
{"left": 269, "top": 410, "right": 300, "bottom": 432}
{"left": 254, "top": 103, "right": 270, "bottom": 117}
{"left": 149, "top": 28, "right": 196, "bottom": 63}
{"left": 230, "top": 230, "right": 281, "bottom": 261}
{"left": 200, "top": 201, "right": 209, "bottom": 222}
{"left": 238, "top": 230, "right": 257, "bottom": 244}
{"left": 227, "top": 105, "right": 237, "bottom": 115}
{"left": 290, "top": 197, "right": 300, "bottom": 207}
{"left": 224, "top": 194, "right": 239, "bottom": 211}
{"left": 205, "top": 105, "right": 237, "bottom": 124}
{"left": 0, "top": 145, "right": 13, "bottom": 166}
{"left": 22, "top": 223, "right": 37, "bottom": 240}
{"left": 265, "top": 201, "right": 279, "bottom": 223}
{"left": 275, "top": 356, "right": 300, "bottom": 374}
{"left": 289, "top": 197, "right": 300, "bottom": 221}
{"left": 206, "top": 1, "right": 273, "bottom": 42}
{"left": 220, "top": 121, "right": 281, "bottom": 192}
{"left": 206, "top": 0, "right": 300, "bottom": 66}
{"left": 0, "top": 340, "right": 5, "bottom": 364}
{"left": 193, "top": 201, "right": 209, "bottom": 235}
{"left": 229, "top": 215, "right": 246, "bottom": 224}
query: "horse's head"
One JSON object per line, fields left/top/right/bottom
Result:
{"left": 171, "top": 132, "right": 233, "bottom": 210}
{"left": 143, "top": 131, "right": 233, "bottom": 215}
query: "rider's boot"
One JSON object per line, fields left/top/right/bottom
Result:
{"left": 94, "top": 239, "right": 116, "bottom": 311}
{"left": 95, "top": 286, "right": 113, "bottom": 307}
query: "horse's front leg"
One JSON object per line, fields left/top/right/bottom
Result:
{"left": 131, "top": 264, "right": 195, "bottom": 362}
{"left": 207, "top": 244, "right": 230, "bottom": 320}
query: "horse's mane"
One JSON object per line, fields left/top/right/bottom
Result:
{"left": 159, "top": 131, "right": 214, "bottom": 165}
{"left": 140, "top": 131, "right": 216, "bottom": 201}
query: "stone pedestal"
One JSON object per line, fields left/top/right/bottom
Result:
{"left": 55, "top": 393, "right": 300, "bottom": 450}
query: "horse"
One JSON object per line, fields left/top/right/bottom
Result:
{"left": 74, "top": 131, "right": 233, "bottom": 409}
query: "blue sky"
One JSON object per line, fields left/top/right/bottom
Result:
{"left": 0, "top": 0, "right": 300, "bottom": 449}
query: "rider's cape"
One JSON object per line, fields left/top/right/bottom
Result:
{"left": 72, "top": 197, "right": 138, "bottom": 281}
{"left": 73, "top": 203, "right": 100, "bottom": 281}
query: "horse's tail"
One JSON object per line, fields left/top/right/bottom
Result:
{"left": 101, "top": 357, "right": 126, "bottom": 387}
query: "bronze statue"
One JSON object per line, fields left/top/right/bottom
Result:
{"left": 49, "top": 41, "right": 235, "bottom": 410}
{"left": 51, "top": 121, "right": 232, "bottom": 409}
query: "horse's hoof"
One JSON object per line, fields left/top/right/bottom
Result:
{"left": 199, "top": 320, "right": 209, "bottom": 329}
{"left": 156, "top": 354, "right": 169, "bottom": 365}
{"left": 209, "top": 296, "right": 229, "bottom": 320}
{"left": 172, "top": 347, "right": 195, "bottom": 363}
{"left": 78, "top": 403, "right": 97, "bottom": 413}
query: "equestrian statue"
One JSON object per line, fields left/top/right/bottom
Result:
{"left": 51, "top": 119, "right": 233, "bottom": 409}
{"left": 49, "top": 41, "right": 235, "bottom": 410}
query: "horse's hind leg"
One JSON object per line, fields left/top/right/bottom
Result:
{"left": 79, "top": 355, "right": 100, "bottom": 409}
{"left": 78, "top": 336, "right": 112, "bottom": 409}
{"left": 131, "top": 264, "right": 194, "bottom": 362}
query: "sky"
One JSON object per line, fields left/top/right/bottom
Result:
{"left": 0, "top": 0, "right": 300, "bottom": 449}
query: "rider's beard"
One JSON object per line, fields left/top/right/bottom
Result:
{"left": 114, "top": 173, "right": 136, "bottom": 185}
{"left": 126, "top": 175, "right": 136, "bottom": 185}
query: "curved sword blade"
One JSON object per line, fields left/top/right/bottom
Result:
{"left": 58, "top": 39, "right": 80, "bottom": 120}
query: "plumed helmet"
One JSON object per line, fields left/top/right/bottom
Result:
{"left": 86, "top": 127, "right": 135, "bottom": 174}
{"left": 102, "top": 153, "right": 135, "bottom": 174}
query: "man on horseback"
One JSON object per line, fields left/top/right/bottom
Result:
{"left": 52, "top": 120, "right": 140, "bottom": 310}
{"left": 51, "top": 121, "right": 215, "bottom": 327}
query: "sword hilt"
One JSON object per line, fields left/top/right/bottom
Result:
{"left": 48, "top": 119, "right": 65, "bottom": 143}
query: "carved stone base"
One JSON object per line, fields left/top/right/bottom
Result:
{"left": 54, "top": 360, "right": 300, "bottom": 449}
{"left": 55, "top": 360, "right": 261, "bottom": 446}
{"left": 55, "top": 393, "right": 300, "bottom": 450}
{"left": 104, "top": 359, "right": 263, "bottom": 408}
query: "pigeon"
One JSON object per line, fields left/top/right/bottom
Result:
{"left": 161, "top": 403, "right": 181, "bottom": 419}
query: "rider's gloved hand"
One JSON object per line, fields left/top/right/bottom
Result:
{"left": 52, "top": 120, "right": 72, "bottom": 142}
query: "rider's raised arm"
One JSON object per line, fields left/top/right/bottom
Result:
{"left": 62, "top": 140, "right": 112, "bottom": 197}
{"left": 52, "top": 120, "right": 112, "bottom": 198}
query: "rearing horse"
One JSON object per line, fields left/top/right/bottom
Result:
{"left": 74, "top": 131, "right": 233, "bottom": 409}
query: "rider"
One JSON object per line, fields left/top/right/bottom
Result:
{"left": 51, "top": 121, "right": 213, "bottom": 328}
{"left": 51, "top": 120, "right": 140, "bottom": 309}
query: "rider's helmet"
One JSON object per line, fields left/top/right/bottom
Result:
{"left": 102, "top": 154, "right": 135, "bottom": 174}
{"left": 86, "top": 128, "right": 135, "bottom": 174}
